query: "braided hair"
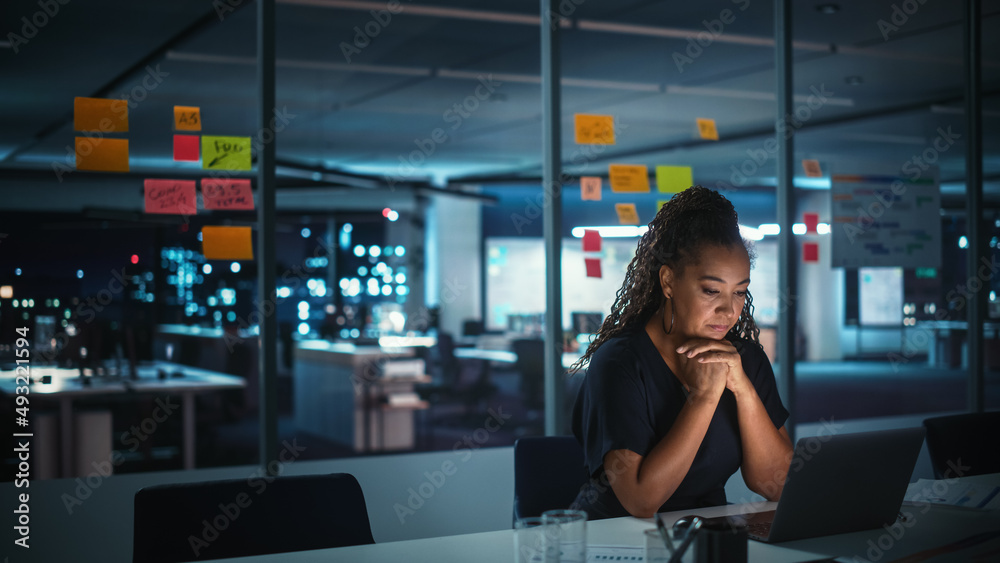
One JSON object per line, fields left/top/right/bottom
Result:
{"left": 570, "top": 186, "right": 761, "bottom": 374}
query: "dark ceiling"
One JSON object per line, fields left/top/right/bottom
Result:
{"left": 1, "top": 0, "right": 998, "bottom": 212}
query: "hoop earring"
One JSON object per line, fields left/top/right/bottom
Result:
{"left": 662, "top": 297, "right": 674, "bottom": 335}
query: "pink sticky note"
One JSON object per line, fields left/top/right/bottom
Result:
{"left": 803, "top": 242, "right": 819, "bottom": 263}
{"left": 173, "top": 135, "right": 200, "bottom": 162}
{"left": 145, "top": 179, "right": 197, "bottom": 215}
{"left": 201, "top": 178, "right": 254, "bottom": 210}
{"left": 804, "top": 212, "right": 819, "bottom": 234}
{"left": 580, "top": 177, "right": 602, "bottom": 201}
{"left": 585, "top": 257, "right": 602, "bottom": 278}
{"left": 582, "top": 229, "right": 602, "bottom": 252}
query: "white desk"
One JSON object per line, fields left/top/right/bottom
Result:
{"left": 0, "top": 362, "right": 245, "bottom": 475}
{"left": 199, "top": 474, "right": 1000, "bottom": 563}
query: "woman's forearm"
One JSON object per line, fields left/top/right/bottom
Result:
{"left": 733, "top": 386, "right": 793, "bottom": 500}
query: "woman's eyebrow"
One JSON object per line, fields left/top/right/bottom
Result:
{"left": 699, "top": 275, "right": 751, "bottom": 285}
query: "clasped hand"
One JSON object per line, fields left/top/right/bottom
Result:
{"left": 675, "top": 338, "right": 749, "bottom": 399}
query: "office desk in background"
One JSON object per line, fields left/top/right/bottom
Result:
{"left": 201, "top": 474, "right": 1000, "bottom": 563}
{"left": 0, "top": 362, "right": 245, "bottom": 476}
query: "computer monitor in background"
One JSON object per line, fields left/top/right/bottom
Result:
{"left": 571, "top": 312, "right": 604, "bottom": 337}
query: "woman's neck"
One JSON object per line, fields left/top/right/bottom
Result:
{"left": 644, "top": 310, "right": 691, "bottom": 391}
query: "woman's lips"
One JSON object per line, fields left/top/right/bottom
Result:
{"left": 709, "top": 325, "right": 728, "bottom": 332}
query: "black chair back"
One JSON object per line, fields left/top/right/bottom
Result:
{"left": 513, "top": 436, "right": 589, "bottom": 526}
{"left": 133, "top": 472, "right": 374, "bottom": 562}
{"left": 922, "top": 411, "right": 1000, "bottom": 479}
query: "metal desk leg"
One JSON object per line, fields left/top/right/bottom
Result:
{"left": 60, "top": 397, "right": 73, "bottom": 478}
{"left": 183, "top": 392, "right": 195, "bottom": 470}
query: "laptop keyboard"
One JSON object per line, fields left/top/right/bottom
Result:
{"left": 743, "top": 511, "right": 776, "bottom": 539}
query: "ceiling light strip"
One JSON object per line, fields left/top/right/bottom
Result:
{"left": 666, "top": 85, "right": 853, "bottom": 107}
{"left": 278, "top": 0, "right": 546, "bottom": 26}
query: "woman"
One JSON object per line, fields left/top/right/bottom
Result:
{"left": 569, "top": 186, "right": 793, "bottom": 520}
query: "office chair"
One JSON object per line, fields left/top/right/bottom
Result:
{"left": 922, "top": 411, "right": 1000, "bottom": 479}
{"left": 513, "top": 436, "right": 590, "bottom": 526}
{"left": 132, "top": 473, "right": 374, "bottom": 562}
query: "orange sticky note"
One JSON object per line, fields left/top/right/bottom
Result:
{"left": 75, "top": 137, "right": 129, "bottom": 172}
{"left": 615, "top": 203, "right": 640, "bottom": 225}
{"left": 803, "top": 242, "right": 819, "bottom": 263}
{"left": 144, "top": 179, "right": 197, "bottom": 215}
{"left": 802, "top": 159, "right": 822, "bottom": 177}
{"left": 202, "top": 179, "right": 254, "bottom": 210}
{"left": 574, "top": 114, "right": 615, "bottom": 144}
{"left": 202, "top": 226, "right": 254, "bottom": 261}
{"left": 608, "top": 164, "right": 649, "bottom": 193}
{"left": 582, "top": 229, "right": 602, "bottom": 252}
{"left": 585, "top": 258, "right": 602, "bottom": 278}
{"left": 696, "top": 118, "right": 718, "bottom": 141}
{"left": 174, "top": 106, "right": 202, "bottom": 131}
{"left": 581, "top": 176, "right": 602, "bottom": 201}
{"left": 74, "top": 97, "right": 128, "bottom": 132}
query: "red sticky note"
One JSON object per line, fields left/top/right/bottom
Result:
{"left": 582, "top": 229, "right": 602, "bottom": 252}
{"left": 803, "top": 212, "right": 819, "bottom": 234}
{"left": 585, "top": 258, "right": 602, "bottom": 278}
{"left": 202, "top": 178, "right": 254, "bottom": 210}
{"left": 803, "top": 242, "right": 819, "bottom": 263}
{"left": 144, "top": 179, "right": 197, "bottom": 215}
{"left": 174, "top": 135, "right": 200, "bottom": 162}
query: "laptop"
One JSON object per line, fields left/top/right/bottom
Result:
{"left": 739, "top": 427, "right": 926, "bottom": 543}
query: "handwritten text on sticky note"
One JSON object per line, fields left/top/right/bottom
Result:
{"left": 609, "top": 164, "right": 649, "bottom": 193}
{"left": 202, "top": 179, "right": 254, "bottom": 210}
{"left": 574, "top": 114, "right": 615, "bottom": 144}
{"left": 145, "top": 179, "right": 197, "bottom": 215}
{"left": 202, "top": 136, "right": 251, "bottom": 170}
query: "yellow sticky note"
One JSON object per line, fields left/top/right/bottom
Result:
{"left": 696, "top": 118, "right": 719, "bottom": 141}
{"left": 202, "top": 136, "right": 251, "bottom": 170}
{"left": 574, "top": 114, "right": 615, "bottom": 144}
{"left": 580, "top": 176, "right": 602, "bottom": 201}
{"left": 655, "top": 166, "right": 693, "bottom": 193}
{"left": 615, "top": 203, "right": 640, "bottom": 225}
{"left": 608, "top": 164, "right": 649, "bottom": 193}
{"left": 75, "top": 137, "right": 129, "bottom": 172}
{"left": 74, "top": 97, "right": 128, "bottom": 133}
{"left": 802, "top": 159, "right": 822, "bottom": 178}
{"left": 202, "top": 226, "right": 254, "bottom": 261}
{"left": 174, "top": 106, "right": 202, "bottom": 132}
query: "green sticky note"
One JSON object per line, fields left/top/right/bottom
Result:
{"left": 655, "top": 165, "right": 693, "bottom": 193}
{"left": 202, "top": 136, "right": 251, "bottom": 170}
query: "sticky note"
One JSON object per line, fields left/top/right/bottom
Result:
{"left": 574, "top": 114, "right": 615, "bottom": 144}
{"left": 144, "top": 179, "right": 197, "bottom": 215}
{"left": 202, "top": 226, "right": 254, "bottom": 260}
{"left": 202, "top": 136, "right": 251, "bottom": 170}
{"left": 609, "top": 164, "right": 649, "bottom": 193}
{"left": 580, "top": 176, "right": 602, "bottom": 201}
{"left": 74, "top": 97, "right": 128, "bottom": 132}
{"left": 174, "top": 106, "right": 201, "bottom": 132}
{"left": 802, "top": 159, "right": 822, "bottom": 177}
{"left": 75, "top": 137, "right": 129, "bottom": 172}
{"left": 585, "top": 258, "right": 602, "bottom": 279}
{"left": 202, "top": 179, "right": 254, "bottom": 211}
{"left": 582, "top": 229, "right": 602, "bottom": 252}
{"left": 696, "top": 118, "right": 718, "bottom": 141}
{"left": 173, "top": 135, "right": 200, "bottom": 162}
{"left": 804, "top": 212, "right": 819, "bottom": 234}
{"left": 615, "top": 203, "right": 640, "bottom": 225}
{"left": 803, "top": 242, "right": 819, "bottom": 263}
{"left": 655, "top": 166, "right": 693, "bottom": 193}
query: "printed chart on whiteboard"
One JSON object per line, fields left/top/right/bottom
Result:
{"left": 830, "top": 171, "right": 941, "bottom": 269}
